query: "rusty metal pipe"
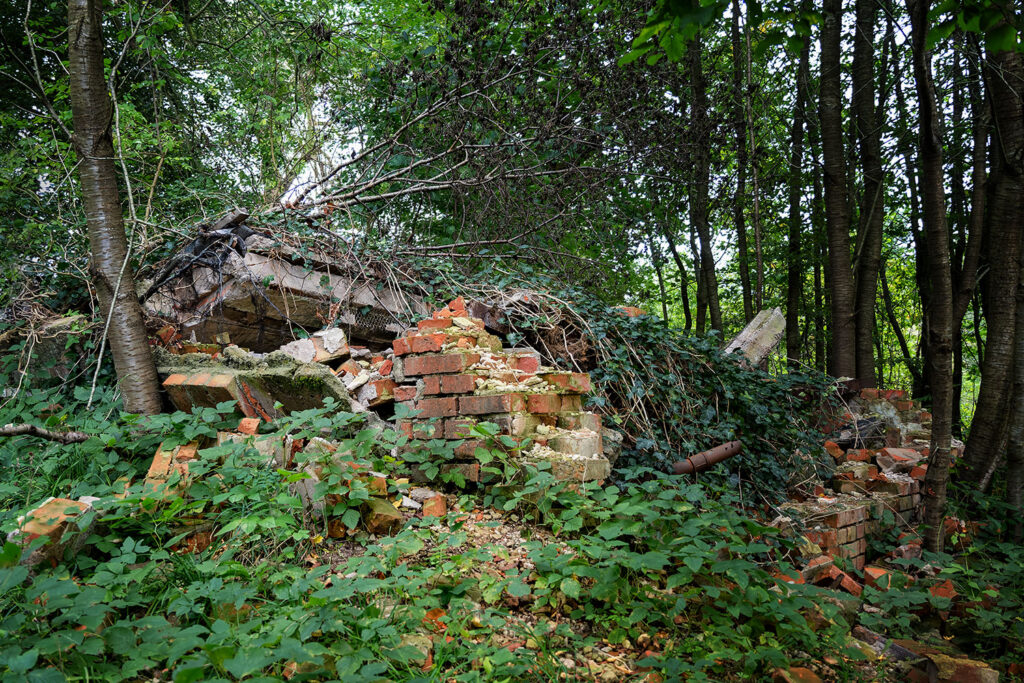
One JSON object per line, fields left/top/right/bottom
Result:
{"left": 671, "top": 440, "right": 744, "bottom": 475}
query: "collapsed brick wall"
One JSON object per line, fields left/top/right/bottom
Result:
{"left": 778, "top": 388, "right": 960, "bottom": 587}
{"left": 389, "top": 297, "right": 609, "bottom": 483}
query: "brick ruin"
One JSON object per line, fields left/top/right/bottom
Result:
{"left": 775, "top": 388, "right": 964, "bottom": 595}
{"left": 8, "top": 293, "right": 957, "bottom": 599}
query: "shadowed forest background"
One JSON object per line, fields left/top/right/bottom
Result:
{"left": 0, "top": 0, "right": 1023, "bottom": 680}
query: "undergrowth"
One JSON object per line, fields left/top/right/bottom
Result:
{"left": 1, "top": 326, "right": 1022, "bottom": 682}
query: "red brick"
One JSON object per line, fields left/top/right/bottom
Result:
{"left": 378, "top": 360, "right": 393, "bottom": 377}
{"left": 558, "top": 395, "right": 583, "bottom": 412}
{"left": 772, "top": 571, "right": 805, "bottom": 585}
{"left": 163, "top": 373, "right": 191, "bottom": 411}
{"left": 443, "top": 462, "right": 481, "bottom": 482}
{"left": 414, "top": 397, "right": 458, "bottom": 418}
{"left": 512, "top": 354, "right": 540, "bottom": 374}
{"left": 453, "top": 441, "right": 489, "bottom": 459}
{"left": 441, "top": 374, "right": 478, "bottom": 394}
{"left": 237, "top": 417, "right": 261, "bottom": 435}
{"left": 394, "top": 385, "right": 418, "bottom": 402}
{"left": 459, "top": 393, "right": 527, "bottom": 415}
{"left": 864, "top": 566, "right": 892, "bottom": 590}
{"left": 860, "top": 388, "right": 881, "bottom": 399}
{"left": 423, "top": 374, "right": 477, "bottom": 395}
{"left": 541, "top": 372, "right": 592, "bottom": 393}
{"left": 396, "top": 419, "right": 439, "bottom": 439}
{"left": 882, "top": 389, "right": 907, "bottom": 400}
{"left": 879, "top": 447, "right": 920, "bottom": 462}
{"left": 205, "top": 373, "right": 237, "bottom": 404}
{"left": 846, "top": 449, "right": 874, "bottom": 462}
{"left": 392, "top": 337, "right": 412, "bottom": 356}
{"left": 805, "top": 530, "right": 838, "bottom": 548}
{"left": 526, "top": 393, "right": 563, "bottom": 413}
{"left": 404, "top": 353, "right": 479, "bottom": 376}
{"left": 417, "top": 318, "right": 453, "bottom": 333}
{"left": 420, "top": 495, "right": 446, "bottom": 518}
{"left": 930, "top": 578, "right": 957, "bottom": 600}
{"left": 824, "top": 441, "right": 844, "bottom": 460}
{"left": 444, "top": 418, "right": 478, "bottom": 439}
{"left": 411, "top": 333, "right": 447, "bottom": 354}
{"left": 894, "top": 400, "right": 914, "bottom": 411}
{"left": 175, "top": 443, "right": 199, "bottom": 462}
{"left": 338, "top": 359, "right": 362, "bottom": 378}
{"left": 909, "top": 465, "right": 928, "bottom": 481}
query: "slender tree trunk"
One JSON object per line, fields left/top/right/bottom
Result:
{"left": 68, "top": 0, "right": 161, "bottom": 415}
{"left": 881, "top": 269, "right": 924, "bottom": 386}
{"left": 810, "top": 127, "right": 827, "bottom": 372}
{"left": 687, "top": 38, "right": 721, "bottom": 333}
{"left": 664, "top": 226, "right": 693, "bottom": 333}
{"left": 852, "top": 0, "right": 885, "bottom": 387}
{"left": 820, "top": 0, "right": 856, "bottom": 379}
{"left": 689, "top": 224, "right": 707, "bottom": 334}
{"left": 964, "top": 45, "right": 1024, "bottom": 484}
{"left": 786, "top": 38, "right": 811, "bottom": 368}
{"left": 894, "top": 52, "right": 932, "bottom": 400}
{"left": 907, "top": 0, "right": 954, "bottom": 553}
{"left": 731, "top": 0, "right": 753, "bottom": 323}
{"left": 745, "top": 20, "right": 765, "bottom": 312}
{"left": 952, "top": 42, "right": 989, "bottom": 438}
{"left": 650, "top": 238, "right": 670, "bottom": 323}
{"left": 1006, "top": 253, "right": 1024, "bottom": 540}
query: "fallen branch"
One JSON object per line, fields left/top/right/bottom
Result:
{"left": 0, "top": 423, "right": 91, "bottom": 444}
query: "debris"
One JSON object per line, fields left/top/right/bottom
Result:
{"left": 6, "top": 496, "right": 96, "bottom": 567}
{"left": 671, "top": 440, "right": 744, "bottom": 475}
{"left": 143, "top": 223, "right": 428, "bottom": 351}
{"left": 724, "top": 308, "right": 785, "bottom": 365}
{"left": 363, "top": 497, "right": 404, "bottom": 535}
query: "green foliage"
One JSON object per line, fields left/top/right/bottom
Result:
{"left": 0, "top": 361, "right": 863, "bottom": 680}
{"left": 404, "top": 263, "right": 838, "bottom": 494}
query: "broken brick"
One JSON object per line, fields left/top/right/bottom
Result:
{"left": 417, "top": 318, "right": 453, "bottom": 333}
{"left": 238, "top": 417, "right": 261, "bottom": 435}
{"left": 864, "top": 566, "right": 893, "bottom": 590}
{"left": 540, "top": 372, "right": 592, "bottom": 394}
{"left": 420, "top": 495, "right": 447, "bottom": 518}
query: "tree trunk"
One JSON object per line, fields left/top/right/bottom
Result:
{"left": 68, "top": 0, "right": 162, "bottom": 415}
{"left": 893, "top": 49, "right": 932, "bottom": 401}
{"left": 881, "top": 269, "right": 923, "bottom": 386}
{"left": 687, "top": 38, "right": 721, "bottom": 333}
{"left": 1005, "top": 250, "right": 1024, "bottom": 540}
{"left": 731, "top": 0, "right": 753, "bottom": 323}
{"left": 964, "top": 45, "right": 1024, "bottom": 484}
{"left": 951, "top": 41, "right": 989, "bottom": 438}
{"left": 745, "top": 19, "right": 765, "bottom": 312}
{"left": 907, "top": 0, "right": 954, "bottom": 553}
{"left": 786, "top": 37, "right": 810, "bottom": 368}
{"left": 689, "top": 224, "right": 707, "bottom": 334}
{"left": 852, "top": 0, "right": 884, "bottom": 387}
{"left": 663, "top": 226, "right": 693, "bottom": 333}
{"left": 819, "top": 0, "right": 856, "bottom": 379}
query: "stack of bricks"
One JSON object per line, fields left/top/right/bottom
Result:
{"left": 392, "top": 297, "right": 610, "bottom": 483}
{"left": 791, "top": 499, "right": 870, "bottom": 571}
{"left": 782, "top": 387, "right": 942, "bottom": 580}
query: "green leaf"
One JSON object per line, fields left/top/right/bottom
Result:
{"left": 342, "top": 507, "right": 361, "bottom": 530}
{"left": 560, "top": 577, "right": 581, "bottom": 599}
{"left": 0, "top": 541, "right": 22, "bottom": 568}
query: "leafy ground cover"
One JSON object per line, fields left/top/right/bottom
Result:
{"left": 1, "top": 334, "right": 1022, "bottom": 682}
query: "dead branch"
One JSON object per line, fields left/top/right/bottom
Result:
{"left": 0, "top": 423, "right": 91, "bottom": 444}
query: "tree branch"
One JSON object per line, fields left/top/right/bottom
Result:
{"left": 0, "top": 423, "right": 91, "bottom": 444}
